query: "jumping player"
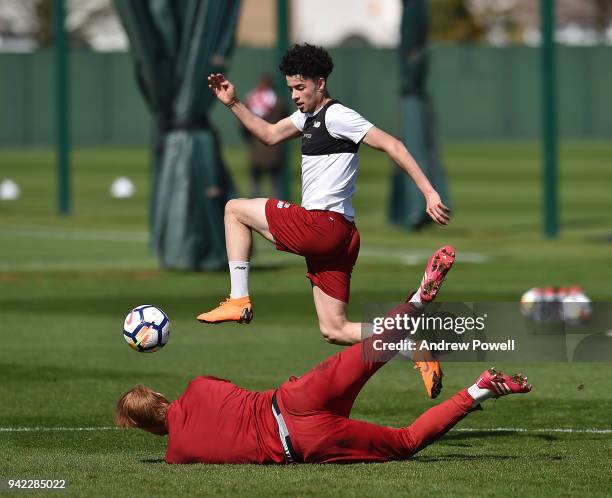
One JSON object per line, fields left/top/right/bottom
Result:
{"left": 198, "top": 44, "right": 450, "bottom": 397}
{"left": 119, "top": 248, "right": 532, "bottom": 464}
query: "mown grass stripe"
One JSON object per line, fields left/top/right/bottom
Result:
{"left": 1, "top": 426, "right": 610, "bottom": 434}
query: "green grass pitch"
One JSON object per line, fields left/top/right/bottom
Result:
{"left": 1, "top": 142, "right": 611, "bottom": 497}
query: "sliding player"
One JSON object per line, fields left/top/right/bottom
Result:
{"left": 118, "top": 247, "right": 531, "bottom": 463}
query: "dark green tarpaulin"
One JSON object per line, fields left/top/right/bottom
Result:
{"left": 114, "top": 0, "right": 240, "bottom": 270}
{"left": 389, "top": 0, "right": 450, "bottom": 230}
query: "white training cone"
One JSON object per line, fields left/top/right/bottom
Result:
{"left": 0, "top": 179, "right": 21, "bottom": 200}
{"left": 110, "top": 177, "right": 135, "bottom": 198}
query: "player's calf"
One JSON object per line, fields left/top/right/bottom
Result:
{"left": 409, "top": 245, "right": 455, "bottom": 398}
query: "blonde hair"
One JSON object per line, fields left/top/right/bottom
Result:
{"left": 114, "top": 384, "right": 170, "bottom": 430}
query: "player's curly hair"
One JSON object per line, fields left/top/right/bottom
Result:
{"left": 279, "top": 43, "right": 334, "bottom": 80}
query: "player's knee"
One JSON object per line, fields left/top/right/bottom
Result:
{"left": 224, "top": 198, "right": 245, "bottom": 218}
{"left": 224, "top": 199, "right": 236, "bottom": 217}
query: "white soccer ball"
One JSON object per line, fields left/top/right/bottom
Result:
{"left": 123, "top": 305, "right": 170, "bottom": 352}
{"left": 562, "top": 293, "right": 592, "bottom": 326}
{"left": 0, "top": 178, "right": 20, "bottom": 200}
{"left": 110, "top": 177, "right": 135, "bottom": 198}
{"left": 520, "top": 287, "right": 542, "bottom": 319}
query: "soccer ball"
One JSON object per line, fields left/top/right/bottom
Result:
{"left": 561, "top": 291, "right": 592, "bottom": 326}
{"left": 520, "top": 288, "right": 543, "bottom": 319}
{"left": 123, "top": 305, "right": 170, "bottom": 352}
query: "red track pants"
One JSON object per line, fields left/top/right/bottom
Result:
{"left": 276, "top": 301, "right": 475, "bottom": 463}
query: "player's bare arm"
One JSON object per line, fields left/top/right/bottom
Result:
{"left": 362, "top": 127, "right": 450, "bottom": 226}
{"left": 208, "top": 73, "right": 300, "bottom": 146}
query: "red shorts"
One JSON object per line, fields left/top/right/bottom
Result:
{"left": 264, "top": 199, "right": 360, "bottom": 303}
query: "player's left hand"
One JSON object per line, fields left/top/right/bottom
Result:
{"left": 425, "top": 191, "right": 450, "bottom": 226}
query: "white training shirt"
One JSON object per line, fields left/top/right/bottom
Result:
{"left": 289, "top": 102, "right": 373, "bottom": 220}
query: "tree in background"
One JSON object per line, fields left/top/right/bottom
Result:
{"left": 466, "top": 0, "right": 522, "bottom": 44}
{"left": 468, "top": 0, "right": 612, "bottom": 45}
{"left": 594, "top": 0, "right": 612, "bottom": 37}
{"left": 429, "top": 0, "right": 484, "bottom": 42}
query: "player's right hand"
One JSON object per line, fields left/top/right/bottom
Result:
{"left": 207, "top": 73, "right": 236, "bottom": 106}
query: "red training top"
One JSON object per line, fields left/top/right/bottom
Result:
{"left": 165, "top": 376, "right": 285, "bottom": 464}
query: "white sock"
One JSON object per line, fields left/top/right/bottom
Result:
{"left": 397, "top": 292, "right": 423, "bottom": 360}
{"left": 467, "top": 383, "right": 494, "bottom": 408}
{"left": 229, "top": 261, "right": 250, "bottom": 298}
{"left": 409, "top": 291, "right": 423, "bottom": 307}
{"left": 398, "top": 339, "right": 417, "bottom": 361}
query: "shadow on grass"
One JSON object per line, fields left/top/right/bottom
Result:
{"left": 142, "top": 454, "right": 564, "bottom": 466}
{"left": 411, "top": 453, "right": 563, "bottom": 463}
{"left": 0, "top": 363, "right": 183, "bottom": 383}
{"left": 443, "top": 431, "right": 560, "bottom": 442}
{"left": 411, "top": 454, "right": 520, "bottom": 463}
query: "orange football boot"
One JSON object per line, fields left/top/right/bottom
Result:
{"left": 196, "top": 296, "right": 253, "bottom": 324}
{"left": 412, "top": 348, "right": 444, "bottom": 399}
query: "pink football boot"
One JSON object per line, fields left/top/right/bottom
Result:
{"left": 475, "top": 367, "right": 533, "bottom": 397}
{"left": 418, "top": 245, "right": 456, "bottom": 302}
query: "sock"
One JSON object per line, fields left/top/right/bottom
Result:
{"left": 398, "top": 338, "right": 417, "bottom": 361}
{"left": 467, "top": 383, "right": 495, "bottom": 408}
{"left": 397, "top": 291, "right": 423, "bottom": 360}
{"left": 229, "top": 261, "right": 250, "bottom": 298}
{"left": 409, "top": 291, "right": 423, "bottom": 307}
